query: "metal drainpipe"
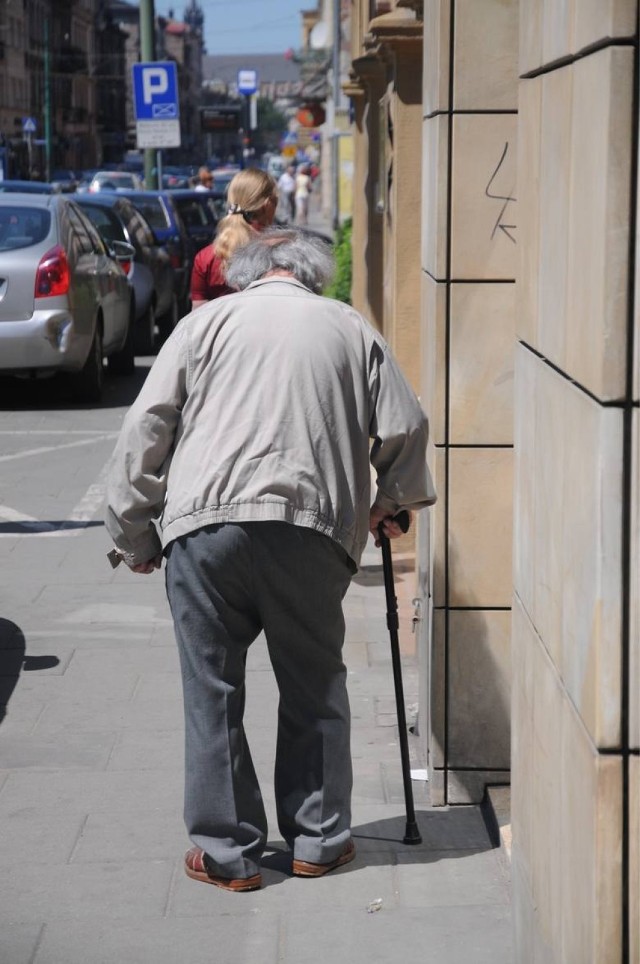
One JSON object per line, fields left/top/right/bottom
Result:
{"left": 331, "top": 0, "right": 341, "bottom": 231}
{"left": 44, "top": 18, "right": 51, "bottom": 182}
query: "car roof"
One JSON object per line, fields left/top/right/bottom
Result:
{"left": 112, "top": 189, "right": 171, "bottom": 200}
{"left": 69, "top": 191, "right": 129, "bottom": 208}
{"left": 91, "top": 170, "right": 137, "bottom": 179}
{"left": 0, "top": 192, "right": 57, "bottom": 208}
{"left": 0, "top": 180, "right": 58, "bottom": 193}
{"left": 168, "top": 188, "right": 225, "bottom": 200}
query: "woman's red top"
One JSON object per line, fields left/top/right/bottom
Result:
{"left": 190, "top": 245, "right": 234, "bottom": 302}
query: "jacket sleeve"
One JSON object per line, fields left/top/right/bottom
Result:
{"left": 369, "top": 339, "right": 437, "bottom": 514}
{"left": 104, "top": 325, "right": 189, "bottom": 565}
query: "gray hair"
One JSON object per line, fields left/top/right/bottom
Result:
{"left": 225, "top": 228, "right": 335, "bottom": 294}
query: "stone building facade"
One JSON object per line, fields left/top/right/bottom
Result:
{"left": 345, "top": 0, "right": 639, "bottom": 958}
{"left": 0, "top": 0, "right": 105, "bottom": 176}
{"left": 0, "top": 0, "right": 205, "bottom": 177}
{"left": 513, "top": 3, "right": 638, "bottom": 959}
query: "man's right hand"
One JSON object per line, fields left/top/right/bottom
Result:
{"left": 369, "top": 506, "right": 412, "bottom": 547}
{"left": 130, "top": 554, "right": 163, "bottom": 574}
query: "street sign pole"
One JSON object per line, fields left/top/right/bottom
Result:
{"left": 237, "top": 70, "right": 258, "bottom": 169}
{"left": 139, "top": 0, "right": 157, "bottom": 189}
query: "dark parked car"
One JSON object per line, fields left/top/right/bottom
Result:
{"left": 0, "top": 180, "right": 60, "bottom": 194}
{"left": 50, "top": 169, "right": 79, "bottom": 192}
{"left": 115, "top": 189, "right": 194, "bottom": 316}
{"left": 162, "top": 165, "right": 198, "bottom": 189}
{"left": 0, "top": 193, "right": 135, "bottom": 400}
{"left": 71, "top": 192, "right": 176, "bottom": 352}
{"left": 161, "top": 172, "right": 191, "bottom": 189}
{"left": 211, "top": 167, "right": 240, "bottom": 198}
{"left": 166, "top": 189, "right": 225, "bottom": 252}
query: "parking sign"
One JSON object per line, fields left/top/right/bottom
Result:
{"left": 132, "top": 62, "right": 181, "bottom": 148}
{"left": 237, "top": 69, "right": 259, "bottom": 95}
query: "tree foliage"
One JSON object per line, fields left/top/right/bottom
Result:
{"left": 324, "top": 218, "right": 352, "bottom": 305}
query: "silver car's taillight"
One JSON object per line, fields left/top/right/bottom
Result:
{"left": 35, "top": 245, "right": 70, "bottom": 298}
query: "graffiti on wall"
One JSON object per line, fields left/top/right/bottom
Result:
{"left": 486, "top": 142, "right": 516, "bottom": 244}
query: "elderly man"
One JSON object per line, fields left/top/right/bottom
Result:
{"left": 104, "top": 229, "right": 435, "bottom": 893}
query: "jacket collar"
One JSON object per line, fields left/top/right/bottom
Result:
{"left": 244, "top": 276, "right": 313, "bottom": 294}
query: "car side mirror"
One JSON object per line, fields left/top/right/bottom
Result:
{"left": 107, "top": 239, "right": 135, "bottom": 262}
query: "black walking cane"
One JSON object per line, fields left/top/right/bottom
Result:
{"left": 378, "top": 510, "right": 422, "bottom": 845}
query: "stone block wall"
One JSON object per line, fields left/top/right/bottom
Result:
{"left": 418, "top": 0, "right": 519, "bottom": 804}
{"left": 512, "top": 1, "right": 639, "bottom": 959}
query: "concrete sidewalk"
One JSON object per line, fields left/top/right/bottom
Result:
{"left": 0, "top": 513, "right": 512, "bottom": 964}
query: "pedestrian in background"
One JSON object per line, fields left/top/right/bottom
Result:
{"left": 294, "top": 164, "right": 312, "bottom": 224}
{"left": 194, "top": 166, "right": 214, "bottom": 192}
{"left": 277, "top": 164, "right": 296, "bottom": 222}
{"left": 189, "top": 168, "right": 278, "bottom": 308}
{"left": 104, "top": 228, "right": 436, "bottom": 893}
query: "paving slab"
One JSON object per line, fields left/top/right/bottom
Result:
{"left": 395, "top": 848, "right": 510, "bottom": 907}
{"left": 106, "top": 727, "right": 184, "bottom": 771}
{"left": 0, "top": 806, "right": 85, "bottom": 865}
{"left": 32, "top": 915, "right": 281, "bottom": 964}
{"left": 70, "top": 811, "right": 188, "bottom": 864}
{"left": 0, "top": 770, "right": 183, "bottom": 815}
{"left": 3, "top": 860, "right": 174, "bottom": 924}
{"left": 281, "top": 905, "right": 513, "bottom": 964}
{"left": 0, "top": 924, "right": 44, "bottom": 964}
{"left": 0, "top": 729, "right": 116, "bottom": 770}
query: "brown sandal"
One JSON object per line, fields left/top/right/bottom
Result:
{"left": 292, "top": 839, "right": 356, "bottom": 877}
{"left": 184, "top": 847, "right": 262, "bottom": 892}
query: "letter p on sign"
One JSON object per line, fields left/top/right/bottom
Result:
{"left": 143, "top": 67, "right": 168, "bottom": 104}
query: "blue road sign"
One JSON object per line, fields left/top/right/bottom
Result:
{"left": 22, "top": 117, "right": 37, "bottom": 134}
{"left": 237, "top": 69, "right": 258, "bottom": 96}
{"left": 132, "top": 62, "right": 179, "bottom": 121}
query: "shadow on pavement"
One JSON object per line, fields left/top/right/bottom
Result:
{"left": 0, "top": 520, "right": 104, "bottom": 534}
{"left": 0, "top": 618, "right": 59, "bottom": 725}
{"left": 351, "top": 810, "right": 493, "bottom": 861}
{"left": 0, "top": 359, "right": 152, "bottom": 412}
{"left": 260, "top": 806, "right": 493, "bottom": 878}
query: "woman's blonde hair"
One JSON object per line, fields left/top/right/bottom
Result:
{"left": 213, "top": 168, "right": 278, "bottom": 263}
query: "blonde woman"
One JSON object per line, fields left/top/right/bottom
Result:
{"left": 190, "top": 168, "right": 278, "bottom": 309}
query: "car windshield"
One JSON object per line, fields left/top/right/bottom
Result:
{"left": 0, "top": 207, "right": 51, "bottom": 251}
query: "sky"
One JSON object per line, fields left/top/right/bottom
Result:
{"left": 154, "top": 0, "right": 305, "bottom": 56}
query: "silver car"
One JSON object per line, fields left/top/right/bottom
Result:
{"left": 88, "top": 171, "right": 144, "bottom": 192}
{"left": 0, "top": 193, "right": 135, "bottom": 401}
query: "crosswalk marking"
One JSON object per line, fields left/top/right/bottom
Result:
{"left": 0, "top": 456, "right": 114, "bottom": 538}
{"left": 0, "top": 433, "right": 118, "bottom": 464}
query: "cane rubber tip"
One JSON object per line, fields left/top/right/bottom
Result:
{"left": 403, "top": 822, "right": 422, "bottom": 845}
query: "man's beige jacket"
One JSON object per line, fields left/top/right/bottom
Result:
{"left": 104, "top": 277, "right": 436, "bottom": 569}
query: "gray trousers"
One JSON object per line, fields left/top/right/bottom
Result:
{"left": 165, "top": 521, "right": 354, "bottom": 879}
